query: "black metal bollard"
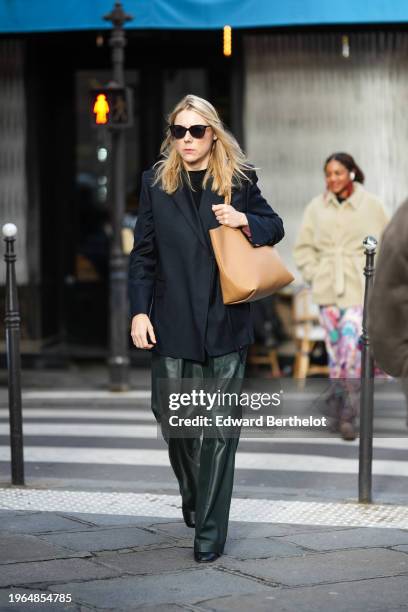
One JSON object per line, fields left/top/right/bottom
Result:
{"left": 2, "top": 223, "right": 24, "bottom": 485}
{"left": 358, "top": 235, "right": 377, "bottom": 503}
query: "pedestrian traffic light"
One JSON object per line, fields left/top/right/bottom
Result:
{"left": 90, "top": 86, "right": 133, "bottom": 128}
{"left": 93, "top": 93, "right": 109, "bottom": 125}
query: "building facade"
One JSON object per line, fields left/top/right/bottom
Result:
{"left": 1, "top": 2, "right": 408, "bottom": 359}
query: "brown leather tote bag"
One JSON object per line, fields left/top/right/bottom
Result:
{"left": 209, "top": 197, "right": 294, "bottom": 305}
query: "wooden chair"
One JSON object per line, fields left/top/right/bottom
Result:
{"left": 247, "top": 343, "right": 281, "bottom": 378}
{"left": 292, "top": 287, "right": 329, "bottom": 379}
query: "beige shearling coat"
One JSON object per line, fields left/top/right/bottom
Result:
{"left": 293, "top": 183, "right": 389, "bottom": 308}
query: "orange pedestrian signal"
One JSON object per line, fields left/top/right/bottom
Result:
{"left": 93, "top": 93, "right": 110, "bottom": 124}
{"left": 90, "top": 87, "right": 133, "bottom": 128}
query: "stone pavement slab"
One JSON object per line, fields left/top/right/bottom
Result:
{"left": 0, "top": 511, "right": 90, "bottom": 534}
{"left": 198, "top": 574, "right": 408, "bottom": 612}
{"left": 151, "top": 520, "right": 351, "bottom": 541}
{"left": 223, "top": 537, "right": 305, "bottom": 560}
{"left": 220, "top": 547, "right": 408, "bottom": 587}
{"left": 147, "top": 521, "right": 194, "bottom": 540}
{"left": 281, "top": 526, "right": 408, "bottom": 551}
{"left": 0, "top": 557, "right": 121, "bottom": 588}
{"left": 50, "top": 568, "right": 274, "bottom": 608}
{"left": 133, "top": 606, "right": 185, "bottom": 612}
{"left": 41, "top": 526, "right": 172, "bottom": 553}
{"left": 225, "top": 521, "right": 350, "bottom": 540}
{"left": 61, "top": 512, "right": 180, "bottom": 527}
{"left": 392, "top": 544, "right": 408, "bottom": 553}
{"left": 95, "top": 546, "right": 198, "bottom": 574}
{"left": 0, "top": 534, "right": 88, "bottom": 564}
{"left": 0, "top": 509, "right": 30, "bottom": 517}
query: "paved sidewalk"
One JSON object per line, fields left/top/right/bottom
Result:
{"left": 1, "top": 490, "right": 408, "bottom": 611}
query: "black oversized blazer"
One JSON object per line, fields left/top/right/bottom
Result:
{"left": 128, "top": 167, "right": 284, "bottom": 362}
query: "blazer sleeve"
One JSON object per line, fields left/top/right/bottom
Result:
{"left": 128, "top": 171, "right": 156, "bottom": 317}
{"left": 244, "top": 171, "right": 285, "bottom": 247}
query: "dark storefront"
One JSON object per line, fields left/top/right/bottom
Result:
{"left": 11, "top": 29, "right": 243, "bottom": 361}
{"left": 3, "top": 1, "right": 408, "bottom": 364}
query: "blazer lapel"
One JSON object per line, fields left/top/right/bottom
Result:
{"left": 199, "top": 177, "right": 224, "bottom": 250}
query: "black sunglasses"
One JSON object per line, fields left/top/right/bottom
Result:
{"left": 169, "top": 124, "right": 210, "bottom": 139}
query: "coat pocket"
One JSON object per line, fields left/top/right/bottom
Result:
{"left": 312, "top": 258, "right": 332, "bottom": 298}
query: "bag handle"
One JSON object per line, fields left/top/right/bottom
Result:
{"left": 224, "top": 185, "right": 232, "bottom": 206}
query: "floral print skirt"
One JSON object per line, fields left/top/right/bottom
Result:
{"left": 319, "top": 305, "right": 388, "bottom": 425}
{"left": 319, "top": 305, "right": 362, "bottom": 425}
{"left": 319, "top": 305, "right": 363, "bottom": 379}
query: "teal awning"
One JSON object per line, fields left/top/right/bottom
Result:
{"left": 1, "top": 0, "right": 408, "bottom": 33}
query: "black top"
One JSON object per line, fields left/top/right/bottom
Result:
{"left": 187, "top": 168, "right": 244, "bottom": 361}
{"left": 188, "top": 169, "right": 206, "bottom": 209}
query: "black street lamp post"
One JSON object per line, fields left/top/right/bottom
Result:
{"left": 103, "top": 2, "right": 133, "bottom": 390}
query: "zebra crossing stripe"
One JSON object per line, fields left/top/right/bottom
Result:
{"left": 20, "top": 390, "right": 151, "bottom": 400}
{"left": 0, "top": 446, "right": 408, "bottom": 476}
{"left": 0, "top": 422, "right": 407, "bottom": 451}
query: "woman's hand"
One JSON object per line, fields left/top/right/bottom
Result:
{"left": 212, "top": 204, "right": 248, "bottom": 228}
{"left": 131, "top": 314, "right": 156, "bottom": 349}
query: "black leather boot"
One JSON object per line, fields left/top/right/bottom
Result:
{"left": 194, "top": 551, "right": 220, "bottom": 563}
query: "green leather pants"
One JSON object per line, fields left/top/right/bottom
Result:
{"left": 151, "top": 349, "right": 247, "bottom": 554}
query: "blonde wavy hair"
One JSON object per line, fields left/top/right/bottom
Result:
{"left": 153, "top": 94, "right": 253, "bottom": 202}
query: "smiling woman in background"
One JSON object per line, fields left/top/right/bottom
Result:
{"left": 293, "top": 152, "right": 389, "bottom": 440}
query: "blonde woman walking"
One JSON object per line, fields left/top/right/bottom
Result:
{"left": 128, "top": 95, "right": 284, "bottom": 561}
